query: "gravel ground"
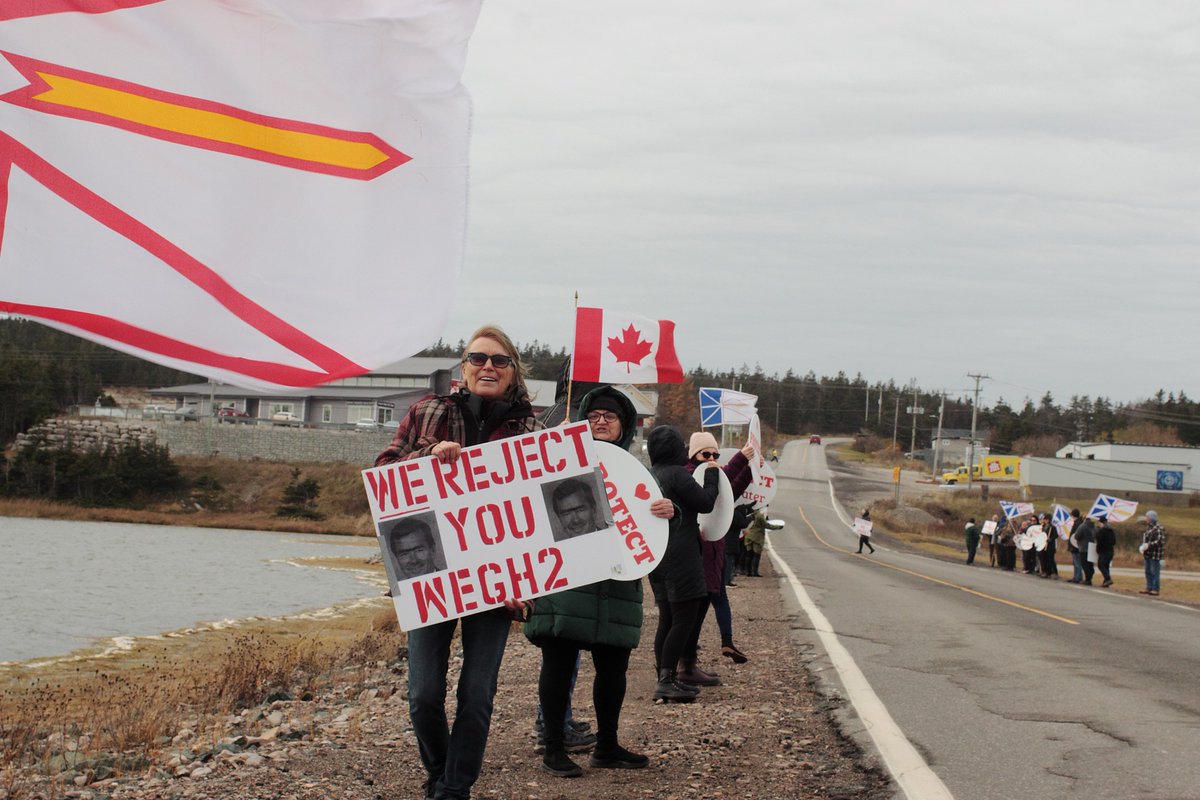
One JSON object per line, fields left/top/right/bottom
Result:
{"left": 39, "top": 560, "right": 892, "bottom": 800}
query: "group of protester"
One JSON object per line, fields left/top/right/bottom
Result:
{"left": 375, "top": 324, "right": 776, "bottom": 800}
{"left": 963, "top": 507, "right": 1168, "bottom": 595}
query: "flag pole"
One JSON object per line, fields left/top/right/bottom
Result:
{"left": 564, "top": 291, "right": 578, "bottom": 422}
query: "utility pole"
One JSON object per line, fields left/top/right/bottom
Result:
{"left": 966, "top": 373, "right": 989, "bottom": 491}
{"left": 932, "top": 391, "right": 946, "bottom": 477}
{"left": 877, "top": 388, "right": 883, "bottom": 426}
{"left": 892, "top": 394, "right": 899, "bottom": 450}
{"left": 865, "top": 385, "right": 869, "bottom": 425}
{"left": 909, "top": 382, "right": 919, "bottom": 457}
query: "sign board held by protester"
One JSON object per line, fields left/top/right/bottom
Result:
{"left": 362, "top": 423, "right": 667, "bottom": 630}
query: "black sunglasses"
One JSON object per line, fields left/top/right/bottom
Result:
{"left": 464, "top": 352, "right": 514, "bottom": 368}
{"left": 699, "top": 451, "right": 720, "bottom": 460}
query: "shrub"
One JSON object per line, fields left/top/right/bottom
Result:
{"left": 275, "top": 469, "right": 324, "bottom": 520}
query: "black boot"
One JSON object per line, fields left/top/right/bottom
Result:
{"left": 653, "top": 668, "right": 697, "bottom": 702}
{"left": 590, "top": 743, "right": 649, "bottom": 770}
{"left": 541, "top": 749, "right": 583, "bottom": 778}
{"left": 751, "top": 553, "right": 762, "bottom": 577}
{"left": 677, "top": 658, "right": 720, "bottom": 686}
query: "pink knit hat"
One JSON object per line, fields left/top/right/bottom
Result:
{"left": 688, "top": 431, "right": 720, "bottom": 460}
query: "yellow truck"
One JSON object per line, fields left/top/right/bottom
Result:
{"left": 941, "top": 455, "right": 1021, "bottom": 484}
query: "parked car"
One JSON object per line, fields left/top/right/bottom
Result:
{"left": 809, "top": 434, "right": 822, "bottom": 445}
{"left": 355, "top": 417, "right": 379, "bottom": 431}
{"left": 217, "top": 407, "right": 252, "bottom": 423}
{"left": 271, "top": 411, "right": 301, "bottom": 425}
{"left": 174, "top": 407, "right": 199, "bottom": 421}
{"left": 381, "top": 419, "right": 400, "bottom": 431}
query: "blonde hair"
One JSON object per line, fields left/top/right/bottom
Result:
{"left": 463, "top": 325, "right": 529, "bottom": 399}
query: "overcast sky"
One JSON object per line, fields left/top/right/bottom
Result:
{"left": 442, "top": 1, "right": 1199, "bottom": 408}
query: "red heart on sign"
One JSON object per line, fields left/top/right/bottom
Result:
{"left": 634, "top": 483, "right": 651, "bottom": 500}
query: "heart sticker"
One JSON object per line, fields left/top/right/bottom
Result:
{"left": 634, "top": 483, "right": 651, "bottom": 501}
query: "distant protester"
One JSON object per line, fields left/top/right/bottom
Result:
{"left": 1139, "top": 511, "right": 1166, "bottom": 596}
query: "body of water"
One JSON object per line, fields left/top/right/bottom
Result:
{"left": 0, "top": 517, "right": 380, "bottom": 665}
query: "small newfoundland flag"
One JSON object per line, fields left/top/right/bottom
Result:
{"left": 572, "top": 307, "right": 683, "bottom": 384}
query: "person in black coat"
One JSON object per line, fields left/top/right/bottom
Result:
{"left": 1095, "top": 515, "right": 1116, "bottom": 587}
{"left": 646, "top": 425, "right": 718, "bottom": 702}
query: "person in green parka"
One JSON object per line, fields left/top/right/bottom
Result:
{"left": 524, "top": 386, "right": 674, "bottom": 778}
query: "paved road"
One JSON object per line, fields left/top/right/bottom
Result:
{"left": 766, "top": 439, "right": 1200, "bottom": 800}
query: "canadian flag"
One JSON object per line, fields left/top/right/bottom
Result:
{"left": 572, "top": 307, "right": 684, "bottom": 384}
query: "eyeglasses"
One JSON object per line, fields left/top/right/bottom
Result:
{"left": 699, "top": 451, "right": 720, "bottom": 460}
{"left": 464, "top": 352, "right": 514, "bottom": 369}
{"left": 586, "top": 411, "right": 619, "bottom": 423}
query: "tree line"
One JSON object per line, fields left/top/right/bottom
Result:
{"left": 0, "top": 319, "right": 200, "bottom": 447}
{"left": 3, "top": 322, "right": 1195, "bottom": 458}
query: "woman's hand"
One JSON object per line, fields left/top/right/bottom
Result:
{"left": 650, "top": 498, "right": 674, "bottom": 519}
{"left": 431, "top": 441, "right": 462, "bottom": 463}
{"left": 740, "top": 442, "right": 755, "bottom": 459}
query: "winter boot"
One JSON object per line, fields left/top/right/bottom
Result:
{"left": 653, "top": 669, "right": 698, "bottom": 702}
{"left": 590, "top": 743, "right": 650, "bottom": 770}
{"left": 721, "top": 642, "right": 749, "bottom": 664}
{"left": 750, "top": 553, "right": 762, "bottom": 577}
{"left": 677, "top": 659, "right": 721, "bottom": 686}
{"left": 541, "top": 749, "right": 583, "bottom": 778}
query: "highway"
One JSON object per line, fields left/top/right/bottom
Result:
{"left": 766, "top": 439, "right": 1200, "bottom": 800}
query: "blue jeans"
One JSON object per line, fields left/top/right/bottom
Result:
{"left": 408, "top": 611, "right": 511, "bottom": 800}
{"left": 1071, "top": 550, "right": 1084, "bottom": 582}
{"left": 1145, "top": 559, "right": 1162, "bottom": 592}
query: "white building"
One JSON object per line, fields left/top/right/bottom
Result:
{"left": 1019, "top": 442, "right": 1200, "bottom": 505}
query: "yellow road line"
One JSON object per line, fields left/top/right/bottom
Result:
{"left": 797, "top": 504, "right": 1079, "bottom": 626}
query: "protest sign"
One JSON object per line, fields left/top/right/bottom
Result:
{"left": 747, "top": 414, "right": 763, "bottom": 483}
{"left": 853, "top": 518, "right": 873, "bottom": 537}
{"left": 981, "top": 520, "right": 998, "bottom": 536}
{"left": 362, "top": 422, "right": 667, "bottom": 630}
{"left": 718, "top": 448, "right": 778, "bottom": 509}
{"left": 694, "top": 462, "right": 734, "bottom": 541}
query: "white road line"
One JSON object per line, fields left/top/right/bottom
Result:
{"left": 767, "top": 537, "right": 955, "bottom": 800}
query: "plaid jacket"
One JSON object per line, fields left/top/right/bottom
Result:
{"left": 1142, "top": 523, "right": 1166, "bottom": 561}
{"left": 374, "top": 391, "right": 540, "bottom": 466}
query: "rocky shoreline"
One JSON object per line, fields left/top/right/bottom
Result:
{"left": 4, "top": 555, "right": 892, "bottom": 800}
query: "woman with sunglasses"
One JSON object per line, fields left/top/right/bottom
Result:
{"left": 375, "top": 324, "right": 538, "bottom": 800}
{"left": 524, "top": 385, "right": 673, "bottom": 777}
{"left": 646, "top": 425, "right": 720, "bottom": 702}
{"left": 678, "top": 432, "right": 755, "bottom": 685}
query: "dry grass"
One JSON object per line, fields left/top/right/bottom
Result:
{"left": 0, "top": 456, "right": 378, "bottom": 537}
{"left": 0, "top": 602, "right": 404, "bottom": 798}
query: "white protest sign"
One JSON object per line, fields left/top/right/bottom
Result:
{"left": 747, "top": 414, "right": 763, "bottom": 484}
{"left": 853, "top": 518, "right": 873, "bottom": 537}
{"left": 981, "top": 520, "right": 998, "bottom": 536}
{"left": 362, "top": 421, "right": 666, "bottom": 630}
{"left": 718, "top": 448, "right": 778, "bottom": 509}
{"left": 1028, "top": 526, "right": 1048, "bottom": 552}
{"left": 593, "top": 441, "right": 669, "bottom": 579}
{"left": 694, "top": 462, "right": 734, "bottom": 541}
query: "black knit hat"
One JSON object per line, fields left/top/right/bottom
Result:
{"left": 586, "top": 393, "right": 624, "bottom": 415}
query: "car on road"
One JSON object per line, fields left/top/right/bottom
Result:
{"left": 355, "top": 417, "right": 379, "bottom": 431}
{"left": 217, "top": 407, "right": 251, "bottom": 423}
{"left": 270, "top": 411, "right": 301, "bottom": 425}
{"left": 809, "top": 434, "right": 822, "bottom": 445}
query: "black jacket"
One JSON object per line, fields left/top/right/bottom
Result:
{"left": 646, "top": 426, "right": 717, "bottom": 603}
{"left": 1095, "top": 523, "right": 1116, "bottom": 554}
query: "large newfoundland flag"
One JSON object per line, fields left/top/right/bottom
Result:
{"left": 0, "top": 0, "right": 482, "bottom": 390}
{"left": 572, "top": 307, "right": 683, "bottom": 384}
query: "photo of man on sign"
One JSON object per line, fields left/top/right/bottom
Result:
{"left": 544, "top": 473, "right": 611, "bottom": 542}
{"left": 382, "top": 512, "right": 446, "bottom": 580}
